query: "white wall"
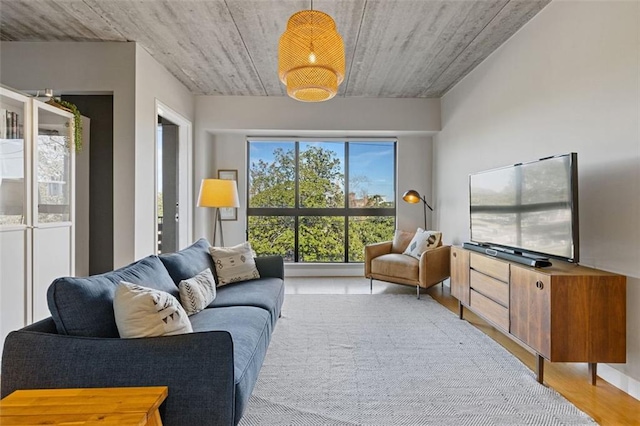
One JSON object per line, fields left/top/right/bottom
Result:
{"left": 135, "top": 47, "right": 195, "bottom": 259}
{"left": 207, "top": 133, "right": 247, "bottom": 245}
{"left": 396, "top": 137, "right": 434, "bottom": 232}
{"left": 433, "top": 0, "right": 640, "bottom": 394}
{"left": 0, "top": 42, "right": 195, "bottom": 267}
{"left": 0, "top": 42, "right": 137, "bottom": 267}
{"left": 194, "top": 96, "right": 441, "bottom": 251}
{"left": 196, "top": 96, "right": 440, "bottom": 133}
{"left": 192, "top": 130, "right": 217, "bottom": 242}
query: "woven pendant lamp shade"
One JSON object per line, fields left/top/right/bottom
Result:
{"left": 279, "top": 10, "right": 345, "bottom": 102}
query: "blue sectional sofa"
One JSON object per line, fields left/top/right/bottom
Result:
{"left": 0, "top": 239, "right": 285, "bottom": 426}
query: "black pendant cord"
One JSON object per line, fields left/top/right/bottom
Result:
{"left": 310, "top": 0, "right": 314, "bottom": 50}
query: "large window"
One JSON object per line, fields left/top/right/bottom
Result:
{"left": 247, "top": 140, "right": 396, "bottom": 262}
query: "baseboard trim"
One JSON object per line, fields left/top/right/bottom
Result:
{"left": 598, "top": 363, "right": 640, "bottom": 401}
{"left": 284, "top": 263, "right": 364, "bottom": 277}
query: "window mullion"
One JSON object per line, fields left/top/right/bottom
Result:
{"left": 294, "top": 215, "right": 299, "bottom": 263}
{"left": 344, "top": 142, "right": 349, "bottom": 262}
{"left": 394, "top": 142, "right": 398, "bottom": 230}
{"left": 295, "top": 141, "right": 300, "bottom": 262}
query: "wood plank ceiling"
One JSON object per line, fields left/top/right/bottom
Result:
{"left": 0, "top": 0, "right": 551, "bottom": 97}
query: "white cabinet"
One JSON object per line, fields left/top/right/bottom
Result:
{"left": 31, "top": 101, "right": 75, "bottom": 322}
{"left": 0, "top": 87, "right": 75, "bottom": 356}
{"left": 0, "top": 88, "right": 31, "bottom": 354}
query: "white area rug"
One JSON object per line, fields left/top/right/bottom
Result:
{"left": 239, "top": 294, "right": 595, "bottom": 425}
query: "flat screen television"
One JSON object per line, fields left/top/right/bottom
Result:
{"left": 469, "top": 153, "right": 579, "bottom": 263}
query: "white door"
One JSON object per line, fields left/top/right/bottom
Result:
{"left": 156, "top": 100, "right": 192, "bottom": 253}
{"left": 31, "top": 102, "right": 74, "bottom": 322}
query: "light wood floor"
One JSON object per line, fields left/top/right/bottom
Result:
{"left": 285, "top": 277, "right": 640, "bottom": 425}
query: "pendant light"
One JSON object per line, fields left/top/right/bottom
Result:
{"left": 278, "top": 2, "right": 345, "bottom": 102}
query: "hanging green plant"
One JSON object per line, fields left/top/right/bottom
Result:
{"left": 46, "top": 98, "right": 83, "bottom": 153}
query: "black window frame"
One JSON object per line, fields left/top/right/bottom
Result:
{"left": 246, "top": 139, "right": 397, "bottom": 263}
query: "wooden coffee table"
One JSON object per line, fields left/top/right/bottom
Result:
{"left": 0, "top": 386, "right": 168, "bottom": 425}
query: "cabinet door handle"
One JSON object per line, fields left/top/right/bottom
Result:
{"left": 453, "top": 252, "right": 457, "bottom": 258}
{"left": 535, "top": 280, "right": 544, "bottom": 290}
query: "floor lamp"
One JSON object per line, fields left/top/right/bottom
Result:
{"left": 402, "top": 189, "right": 433, "bottom": 230}
{"left": 197, "top": 178, "right": 240, "bottom": 246}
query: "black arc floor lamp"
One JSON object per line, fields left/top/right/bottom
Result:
{"left": 402, "top": 189, "right": 433, "bottom": 230}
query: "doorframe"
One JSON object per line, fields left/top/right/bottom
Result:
{"left": 154, "top": 99, "right": 193, "bottom": 253}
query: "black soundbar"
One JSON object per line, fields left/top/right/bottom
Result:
{"left": 462, "top": 242, "right": 552, "bottom": 268}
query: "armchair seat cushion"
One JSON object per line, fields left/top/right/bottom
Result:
{"left": 371, "top": 253, "right": 418, "bottom": 281}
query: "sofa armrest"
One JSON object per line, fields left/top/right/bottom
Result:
{"left": 364, "top": 241, "right": 393, "bottom": 277}
{"left": 419, "top": 245, "right": 451, "bottom": 287}
{"left": 255, "top": 255, "right": 284, "bottom": 279}
{"left": 1, "top": 330, "right": 235, "bottom": 426}
{"left": 22, "top": 316, "right": 59, "bottom": 333}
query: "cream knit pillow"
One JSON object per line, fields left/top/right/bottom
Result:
{"left": 209, "top": 242, "right": 260, "bottom": 286}
{"left": 179, "top": 268, "right": 217, "bottom": 315}
{"left": 114, "top": 281, "right": 192, "bottom": 338}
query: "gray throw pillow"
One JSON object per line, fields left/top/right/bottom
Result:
{"left": 179, "top": 268, "right": 217, "bottom": 316}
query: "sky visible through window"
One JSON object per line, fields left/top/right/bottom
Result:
{"left": 249, "top": 141, "right": 395, "bottom": 202}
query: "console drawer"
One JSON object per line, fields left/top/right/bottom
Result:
{"left": 470, "top": 253, "right": 510, "bottom": 282}
{"left": 470, "top": 289, "right": 509, "bottom": 331}
{"left": 470, "top": 270, "right": 509, "bottom": 307}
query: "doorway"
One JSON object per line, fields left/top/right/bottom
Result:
{"left": 155, "top": 100, "right": 192, "bottom": 254}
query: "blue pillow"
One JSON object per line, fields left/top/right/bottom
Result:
{"left": 159, "top": 238, "right": 217, "bottom": 284}
{"left": 47, "top": 255, "right": 179, "bottom": 337}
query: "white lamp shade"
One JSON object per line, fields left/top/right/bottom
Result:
{"left": 197, "top": 179, "right": 240, "bottom": 208}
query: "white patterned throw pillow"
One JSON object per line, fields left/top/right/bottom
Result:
{"left": 179, "top": 268, "right": 217, "bottom": 315}
{"left": 403, "top": 228, "right": 442, "bottom": 260}
{"left": 114, "top": 281, "right": 193, "bottom": 338}
{"left": 209, "top": 242, "right": 260, "bottom": 286}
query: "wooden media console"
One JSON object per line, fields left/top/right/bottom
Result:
{"left": 450, "top": 246, "right": 626, "bottom": 385}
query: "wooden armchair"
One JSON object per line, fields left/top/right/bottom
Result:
{"left": 365, "top": 230, "right": 451, "bottom": 298}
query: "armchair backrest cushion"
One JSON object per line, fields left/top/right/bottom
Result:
{"left": 391, "top": 230, "right": 415, "bottom": 253}
{"left": 159, "top": 238, "right": 217, "bottom": 285}
{"left": 47, "top": 255, "right": 179, "bottom": 337}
